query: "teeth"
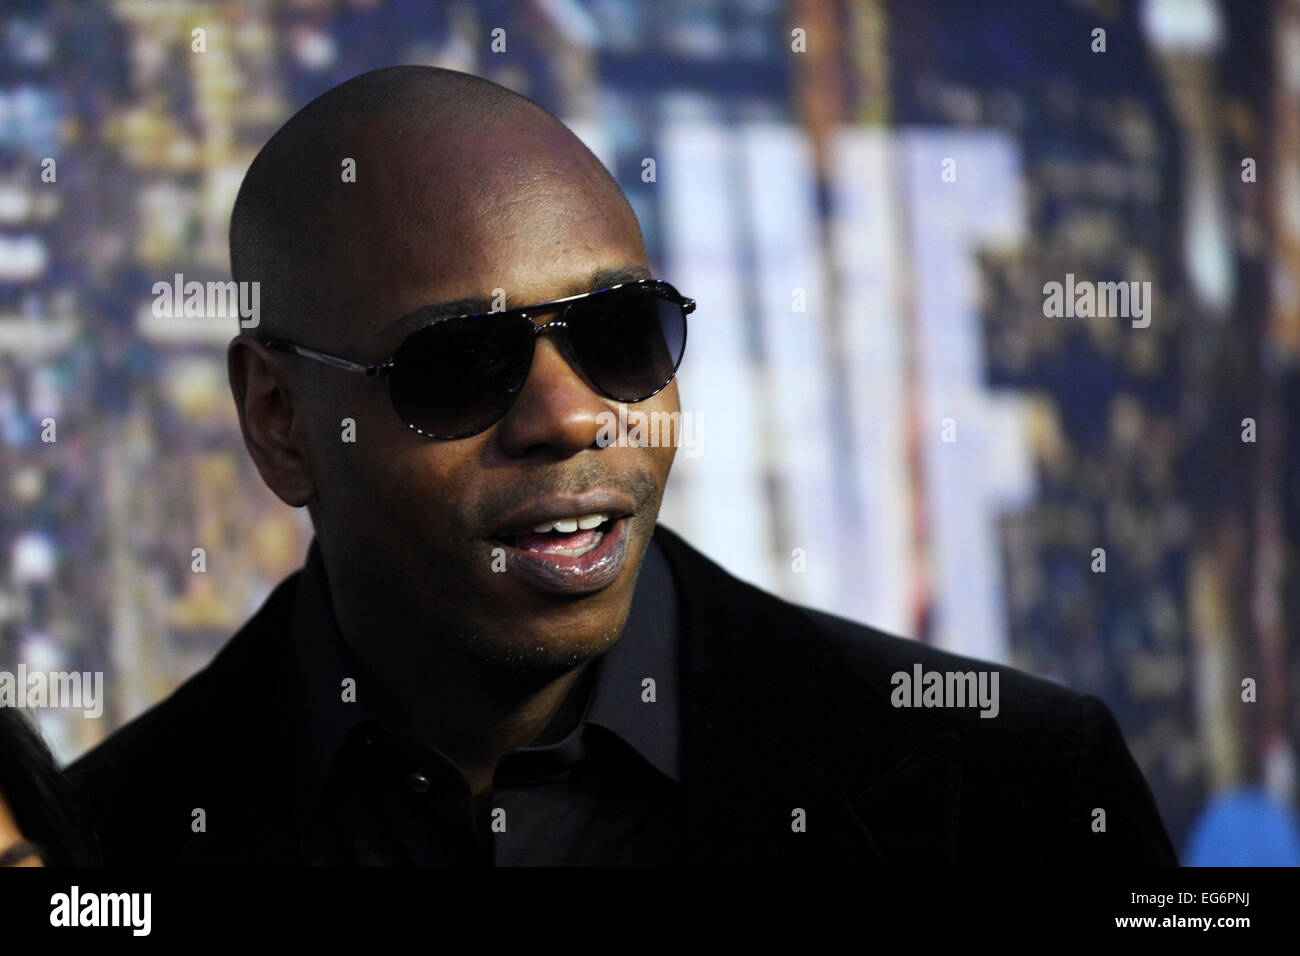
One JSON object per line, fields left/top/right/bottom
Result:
{"left": 541, "top": 531, "right": 604, "bottom": 557}
{"left": 529, "top": 512, "right": 609, "bottom": 534}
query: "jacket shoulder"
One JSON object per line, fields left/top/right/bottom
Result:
{"left": 66, "top": 571, "right": 301, "bottom": 863}
{"left": 656, "top": 523, "right": 1082, "bottom": 736}
{"left": 799, "top": 604, "right": 1081, "bottom": 728}
{"left": 653, "top": 524, "right": 1177, "bottom": 863}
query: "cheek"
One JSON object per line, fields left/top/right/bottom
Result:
{"left": 308, "top": 377, "right": 476, "bottom": 530}
{"left": 643, "top": 380, "right": 682, "bottom": 476}
{"left": 362, "top": 441, "right": 484, "bottom": 537}
{"left": 303, "top": 371, "right": 396, "bottom": 457}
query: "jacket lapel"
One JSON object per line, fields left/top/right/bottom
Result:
{"left": 654, "top": 525, "right": 962, "bottom": 865}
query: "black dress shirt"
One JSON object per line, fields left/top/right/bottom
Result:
{"left": 285, "top": 536, "right": 685, "bottom": 866}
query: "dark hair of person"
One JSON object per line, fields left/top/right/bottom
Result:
{"left": 0, "top": 707, "right": 98, "bottom": 866}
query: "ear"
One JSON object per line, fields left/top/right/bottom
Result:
{"left": 227, "top": 334, "right": 315, "bottom": 507}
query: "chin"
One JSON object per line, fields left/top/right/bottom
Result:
{"left": 456, "top": 632, "right": 616, "bottom": 687}
{"left": 450, "top": 604, "right": 629, "bottom": 683}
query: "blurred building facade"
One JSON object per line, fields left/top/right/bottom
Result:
{"left": 0, "top": 0, "right": 1294, "bottom": 862}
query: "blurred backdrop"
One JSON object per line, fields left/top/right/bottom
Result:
{"left": 0, "top": 0, "right": 1296, "bottom": 865}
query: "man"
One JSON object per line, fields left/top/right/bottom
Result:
{"left": 69, "top": 66, "right": 1176, "bottom": 865}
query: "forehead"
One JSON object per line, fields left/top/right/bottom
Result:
{"left": 320, "top": 116, "right": 646, "bottom": 351}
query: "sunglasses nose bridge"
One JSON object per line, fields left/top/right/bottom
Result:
{"left": 517, "top": 310, "right": 573, "bottom": 363}
{"left": 509, "top": 308, "right": 569, "bottom": 363}
{"left": 514, "top": 312, "right": 613, "bottom": 407}
{"left": 529, "top": 316, "right": 568, "bottom": 337}
{"left": 517, "top": 298, "right": 568, "bottom": 328}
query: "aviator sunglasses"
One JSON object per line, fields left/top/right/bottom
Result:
{"left": 262, "top": 278, "right": 694, "bottom": 439}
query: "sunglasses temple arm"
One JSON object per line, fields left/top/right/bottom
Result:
{"left": 264, "top": 340, "right": 385, "bottom": 376}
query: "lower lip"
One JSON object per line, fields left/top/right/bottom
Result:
{"left": 494, "top": 518, "right": 631, "bottom": 596}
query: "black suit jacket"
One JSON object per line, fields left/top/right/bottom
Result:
{"left": 68, "top": 524, "right": 1177, "bottom": 865}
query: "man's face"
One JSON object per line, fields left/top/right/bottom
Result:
{"left": 295, "top": 113, "right": 678, "bottom": 677}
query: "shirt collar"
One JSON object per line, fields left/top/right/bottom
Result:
{"left": 284, "top": 531, "right": 682, "bottom": 829}
{"left": 582, "top": 534, "right": 681, "bottom": 784}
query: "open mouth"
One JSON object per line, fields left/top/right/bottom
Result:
{"left": 494, "top": 513, "right": 621, "bottom": 558}
{"left": 488, "top": 507, "right": 634, "bottom": 595}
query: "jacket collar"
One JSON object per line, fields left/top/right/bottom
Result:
{"left": 652, "top": 524, "right": 962, "bottom": 864}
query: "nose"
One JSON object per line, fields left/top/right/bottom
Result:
{"left": 493, "top": 320, "right": 610, "bottom": 458}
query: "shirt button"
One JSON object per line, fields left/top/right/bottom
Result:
{"left": 405, "top": 771, "right": 431, "bottom": 793}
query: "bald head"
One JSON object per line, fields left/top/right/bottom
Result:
{"left": 229, "top": 65, "right": 640, "bottom": 345}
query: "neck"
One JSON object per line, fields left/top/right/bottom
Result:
{"left": 334, "top": 610, "right": 595, "bottom": 796}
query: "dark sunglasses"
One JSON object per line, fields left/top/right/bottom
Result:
{"left": 262, "top": 278, "right": 694, "bottom": 439}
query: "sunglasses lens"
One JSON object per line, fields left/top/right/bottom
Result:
{"left": 388, "top": 311, "right": 532, "bottom": 437}
{"left": 566, "top": 286, "right": 687, "bottom": 402}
